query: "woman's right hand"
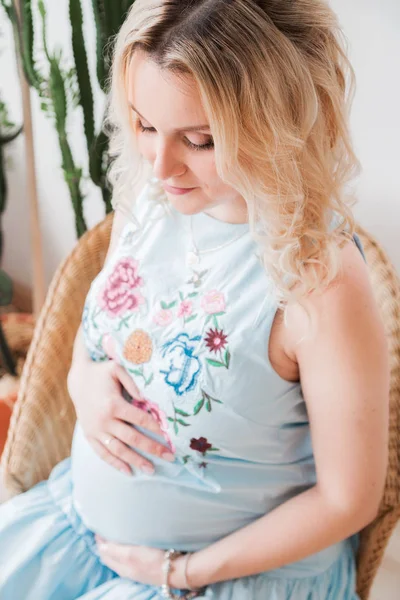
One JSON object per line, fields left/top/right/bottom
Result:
{"left": 67, "top": 356, "right": 175, "bottom": 475}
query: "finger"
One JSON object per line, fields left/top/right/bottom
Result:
{"left": 96, "top": 538, "right": 138, "bottom": 562}
{"left": 98, "top": 434, "right": 156, "bottom": 474}
{"left": 111, "top": 361, "right": 144, "bottom": 402}
{"left": 96, "top": 539, "right": 138, "bottom": 578}
{"left": 97, "top": 551, "right": 128, "bottom": 578}
{"left": 113, "top": 396, "right": 163, "bottom": 436}
{"left": 89, "top": 437, "right": 132, "bottom": 475}
{"left": 109, "top": 420, "right": 175, "bottom": 461}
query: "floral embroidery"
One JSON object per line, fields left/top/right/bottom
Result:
{"left": 177, "top": 299, "right": 193, "bottom": 319}
{"left": 204, "top": 327, "right": 228, "bottom": 354}
{"left": 167, "top": 406, "right": 192, "bottom": 434}
{"left": 123, "top": 329, "right": 153, "bottom": 364}
{"left": 202, "top": 290, "right": 225, "bottom": 314}
{"left": 204, "top": 327, "right": 230, "bottom": 369}
{"left": 153, "top": 309, "right": 174, "bottom": 326}
{"left": 153, "top": 291, "right": 199, "bottom": 328}
{"left": 131, "top": 397, "right": 175, "bottom": 452}
{"left": 190, "top": 437, "right": 212, "bottom": 454}
{"left": 98, "top": 257, "right": 145, "bottom": 318}
{"left": 160, "top": 332, "right": 202, "bottom": 395}
{"left": 123, "top": 330, "right": 155, "bottom": 386}
{"left": 181, "top": 437, "right": 220, "bottom": 470}
{"left": 186, "top": 269, "right": 209, "bottom": 288}
{"left": 193, "top": 389, "right": 222, "bottom": 415}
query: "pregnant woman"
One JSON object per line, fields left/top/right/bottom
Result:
{"left": 0, "top": 1, "right": 389, "bottom": 599}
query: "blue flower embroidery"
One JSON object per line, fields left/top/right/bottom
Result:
{"left": 160, "top": 333, "right": 202, "bottom": 396}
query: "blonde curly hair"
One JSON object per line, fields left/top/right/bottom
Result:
{"left": 104, "top": 0, "right": 361, "bottom": 310}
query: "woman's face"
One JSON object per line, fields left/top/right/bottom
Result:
{"left": 127, "top": 50, "right": 247, "bottom": 223}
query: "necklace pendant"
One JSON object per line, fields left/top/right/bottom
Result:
{"left": 186, "top": 250, "right": 200, "bottom": 268}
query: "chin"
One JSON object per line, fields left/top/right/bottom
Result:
{"left": 167, "top": 194, "right": 209, "bottom": 216}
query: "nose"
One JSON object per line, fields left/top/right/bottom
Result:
{"left": 152, "top": 138, "right": 186, "bottom": 181}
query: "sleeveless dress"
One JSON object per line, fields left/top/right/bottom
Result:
{"left": 0, "top": 180, "right": 366, "bottom": 600}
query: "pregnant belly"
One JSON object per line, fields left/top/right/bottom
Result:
{"left": 70, "top": 425, "right": 349, "bottom": 578}
{"left": 70, "top": 423, "right": 271, "bottom": 551}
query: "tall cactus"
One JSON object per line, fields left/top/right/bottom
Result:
{"left": 0, "top": 98, "right": 23, "bottom": 259}
{"left": 88, "top": 0, "right": 134, "bottom": 214}
{"left": 0, "top": 98, "right": 21, "bottom": 376}
{"left": 1, "top": 0, "right": 135, "bottom": 237}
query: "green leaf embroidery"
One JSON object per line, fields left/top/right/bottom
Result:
{"left": 204, "top": 314, "right": 212, "bottom": 326}
{"left": 145, "top": 373, "right": 154, "bottom": 386}
{"left": 166, "top": 300, "right": 177, "bottom": 309}
{"left": 117, "top": 315, "right": 131, "bottom": 331}
{"left": 203, "top": 391, "right": 222, "bottom": 404}
{"left": 206, "top": 399, "right": 211, "bottom": 412}
{"left": 161, "top": 300, "right": 168, "bottom": 309}
{"left": 206, "top": 358, "right": 225, "bottom": 368}
{"left": 176, "top": 419, "right": 190, "bottom": 427}
{"left": 188, "top": 292, "right": 198, "bottom": 298}
{"left": 208, "top": 447, "right": 220, "bottom": 452}
{"left": 128, "top": 368, "right": 143, "bottom": 377}
{"left": 184, "top": 314, "right": 197, "bottom": 324}
{"left": 193, "top": 398, "right": 205, "bottom": 415}
{"left": 224, "top": 348, "right": 231, "bottom": 368}
{"left": 179, "top": 291, "right": 184, "bottom": 301}
{"left": 175, "top": 408, "right": 190, "bottom": 417}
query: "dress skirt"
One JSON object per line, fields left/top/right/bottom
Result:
{"left": 0, "top": 458, "right": 360, "bottom": 600}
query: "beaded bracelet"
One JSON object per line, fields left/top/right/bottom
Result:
{"left": 160, "top": 549, "right": 205, "bottom": 599}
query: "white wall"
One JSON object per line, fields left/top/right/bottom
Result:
{"left": 1, "top": 0, "right": 399, "bottom": 291}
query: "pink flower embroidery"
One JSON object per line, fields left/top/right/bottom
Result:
{"left": 132, "top": 397, "right": 175, "bottom": 453}
{"left": 201, "top": 290, "right": 226, "bottom": 314}
{"left": 153, "top": 309, "right": 174, "bottom": 326}
{"left": 177, "top": 300, "right": 193, "bottom": 318}
{"left": 99, "top": 257, "right": 145, "bottom": 317}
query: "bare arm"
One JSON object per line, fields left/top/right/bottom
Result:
{"left": 170, "top": 241, "right": 389, "bottom": 589}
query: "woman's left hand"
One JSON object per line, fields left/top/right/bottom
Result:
{"left": 95, "top": 535, "right": 184, "bottom": 588}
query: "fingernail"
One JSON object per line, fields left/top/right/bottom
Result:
{"left": 162, "top": 452, "right": 175, "bottom": 462}
{"left": 98, "top": 543, "right": 108, "bottom": 552}
{"left": 142, "top": 465, "right": 155, "bottom": 475}
{"left": 119, "top": 466, "right": 131, "bottom": 475}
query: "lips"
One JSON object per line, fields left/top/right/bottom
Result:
{"left": 163, "top": 183, "right": 196, "bottom": 195}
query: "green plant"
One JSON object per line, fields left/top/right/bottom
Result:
{"left": 1, "top": 0, "right": 135, "bottom": 237}
{"left": 0, "top": 97, "right": 21, "bottom": 376}
{"left": 0, "top": 97, "right": 23, "bottom": 256}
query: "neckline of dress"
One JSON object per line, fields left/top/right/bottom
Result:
{"left": 167, "top": 202, "right": 250, "bottom": 233}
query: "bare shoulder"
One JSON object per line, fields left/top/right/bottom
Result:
{"left": 283, "top": 238, "right": 383, "bottom": 358}
{"left": 269, "top": 239, "right": 386, "bottom": 382}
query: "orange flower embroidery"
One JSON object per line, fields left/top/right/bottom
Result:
{"left": 123, "top": 329, "right": 153, "bottom": 364}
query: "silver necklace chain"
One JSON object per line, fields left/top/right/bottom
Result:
{"left": 186, "top": 215, "right": 249, "bottom": 269}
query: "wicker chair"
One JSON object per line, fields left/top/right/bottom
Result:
{"left": 1, "top": 215, "right": 399, "bottom": 599}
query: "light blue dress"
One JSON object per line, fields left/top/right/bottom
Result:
{"left": 0, "top": 181, "right": 366, "bottom": 599}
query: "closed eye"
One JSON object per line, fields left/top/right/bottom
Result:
{"left": 136, "top": 121, "right": 214, "bottom": 152}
